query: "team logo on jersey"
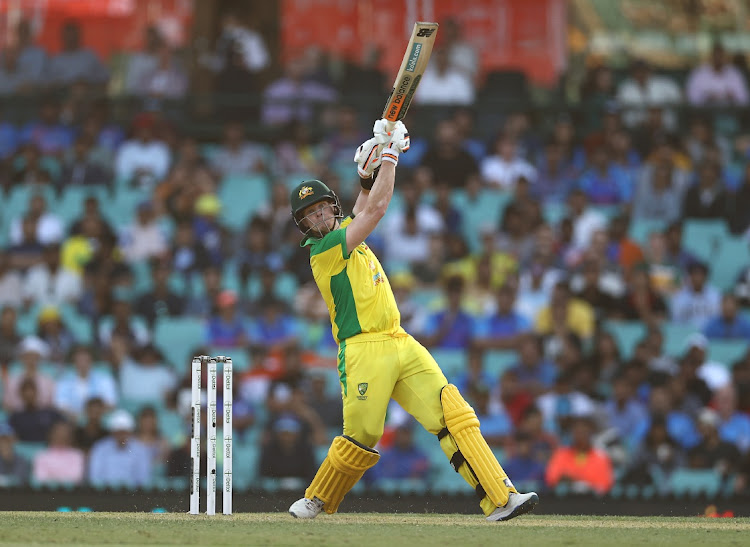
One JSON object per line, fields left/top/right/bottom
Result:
{"left": 298, "top": 186, "right": 314, "bottom": 199}
{"left": 357, "top": 383, "right": 368, "bottom": 400}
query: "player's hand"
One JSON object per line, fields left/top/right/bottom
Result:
{"left": 354, "top": 137, "right": 382, "bottom": 179}
{"left": 373, "top": 119, "right": 409, "bottom": 166}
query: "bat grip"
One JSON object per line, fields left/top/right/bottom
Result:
{"left": 385, "top": 120, "right": 396, "bottom": 132}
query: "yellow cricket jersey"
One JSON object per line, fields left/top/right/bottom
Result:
{"left": 302, "top": 216, "right": 405, "bottom": 344}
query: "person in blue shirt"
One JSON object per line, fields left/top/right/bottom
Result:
{"left": 715, "top": 385, "right": 750, "bottom": 454}
{"left": 468, "top": 383, "right": 513, "bottom": 447}
{"left": 502, "top": 432, "right": 546, "bottom": 487}
{"left": 89, "top": 410, "right": 152, "bottom": 488}
{"left": 577, "top": 146, "right": 631, "bottom": 205}
{"left": 370, "top": 422, "right": 430, "bottom": 482}
{"left": 604, "top": 375, "right": 650, "bottom": 452}
{"left": 703, "top": 293, "right": 750, "bottom": 340}
{"left": 510, "top": 334, "right": 557, "bottom": 396}
{"left": 206, "top": 290, "right": 247, "bottom": 348}
{"left": 474, "top": 284, "right": 531, "bottom": 351}
{"left": 247, "top": 296, "right": 299, "bottom": 352}
{"left": 421, "top": 276, "right": 475, "bottom": 350}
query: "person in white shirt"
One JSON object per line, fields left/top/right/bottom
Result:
{"left": 686, "top": 43, "right": 749, "bottom": 106}
{"left": 616, "top": 60, "right": 682, "bottom": 129}
{"left": 566, "top": 189, "right": 607, "bottom": 251}
{"left": 10, "top": 194, "right": 64, "bottom": 246}
{"left": 415, "top": 48, "right": 474, "bottom": 105}
{"left": 480, "top": 136, "right": 537, "bottom": 190}
{"left": 119, "top": 202, "right": 168, "bottom": 263}
{"left": 118, "top": 344, "right": 177, "bottom": 404}
{"left": 54, "top": 345, "right": 118, "bottom": 418}
{"left": 209, "top": 121, "right": 266, "bottom": 178}
{"left": 382, "top": 185, "right": 444, "bottom": 266}
{"left": 114, "top": 113, "right": 171, "bottom": 187}
{"left": 670, "top": 261, "right": 721, "bottom": 329}
{"left": 23, "top": 244, "right": 81, "bottom": 307}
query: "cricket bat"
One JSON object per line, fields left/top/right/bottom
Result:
{"left": 382, "top": 21, "right": 439, "bottom": 131}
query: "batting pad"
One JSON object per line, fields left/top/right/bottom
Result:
{"left": 441, "top": 384, "right": 514, "bottom": 509}
{"left": 305, "top": 435, "right": 380, "bottom": 514}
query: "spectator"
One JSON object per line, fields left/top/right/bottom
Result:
{"left": 119, "top": 202, "right": 168, "bottom": 263}
{"left": 211, "top": 12, "right": 270, "bottom": 76}
{"left": 687, "top": 409, "right": 741, "bottom": 478}
{"left": 0, "top": 307, "right": 20, "bottom": 366}
{"left": 137, "top": 45, "right": 188, "bottom": 99}
{"left": 545, "top": 416, "right": 614, "bottom": 494}
{"left": 192, "top": 193, "right": 226, "bottom": 266}
{"left": 3, "top": 336, "right": 55, "bottom": 413}
{"left": 670, "top": 261, "right": 721, "bottom": 329}
{"left": 306, "top": 370, "right": 343, "bottom": 431}
{"left": 209, "top": 121, "right": 266, "bottom": 178}
{"left": 32, "top": 421, "right": 85, "bottom": 485}
{"left": 124, "top": 26, "right": 164, "bottom": 94}
{"left": 89, "top": 410, "right": 152, "bottom": 488}
{"left": 624, "top": 417, "right": 685, "bottom": 486}
{"left": 135, "top": 407, "right": 169, "bottom": 467}
{"left": 571, "top": 258, "right": 622, "bottom": 319}
{"left": 686, "top": 43, "right": 749, "bottom": 106}
{"left": 0, "top": 255, "right": 23, "bottom": 308}
{"left": 59, "top": 136, "right": 112, "bottom": 188}
{"left": 48, "top": 21, "right": 109, "bottom": 86}
{"left": 114, "top": 113, "right": 171, "bottom": 189}
{"left": 171, "top": 222, "right": 212, "bottom": 279}
{"left": 420, "top": 120, "right": 479, "bottom": 188}
{"left": 728, "top": 163, "right": 750, "bottom": 236}
{"left": 36, "top": 306, "right": 75, "bottom": 364}
{"left": 680, "top": 333, "right": 729, "bottom": 397}
{"left": 0, "top": 45, "right": 33, "bottom": 95}
{"left": 98, "top": 297, "right": 150, "bottom": 349}
{"left": 248, "top": 296, "right": 298, "bottom": 353}
{"left": 682, "top": 161, "right": 728, "bottom": 219}
{"left": 206, "top": 290, "right": 246, "bottom": 348}
{"left": 22, "top": 244, "right": 82, "bottom": 307}
{"left": 604, "top": 375, "right": 649, "bottom": 451}
{"left": 259, "top": 415, "right": 316, "bottom": 482}
{"left": 577, "top": 146, "right": 630, "bottom": 205}
{"left": 0, "top": 423, "right": 30, "bottom": 486}
{"left": 54, "top": 345, "right": 117, "bottom": 418}
{"left": 185, "top": 266, "right": 222, "bottom": 317}
{"left": 20, "top": 99, "right": 75, "bottom": 156}
{"left": 533, "top": 140, "right": 578, "bottom": 203}
{"left": 567, "top": 189, "right": 607, "bottom": 251}
{"left": 134, "top": 260, "right": 185, "bottom": 327}
{"left": 119, "top": 344, "right": 177, "bottom": 404}
{"left": 237, "top": 220, "right": 286, "bottom": 287}
{"left": 73, "top": 397, "right": 108, "bottom": 452}
{"left": 8, "top": 216, "right": 45, "bottom": 270}
{"left": 480, "top": 136, "right": 536, "bottom": 191}
{"left": 469, "top": 383, "right": 513, "bottom": 446}
{"left": 474, "top": 284, "right": 531, "bottom": 350}
{"left": 383, "top": 186, "right": 444, "bottom": 266}
{"left": 261, "top": 56, "right": 336, "bottom": 126}
{"left": 714, "top": 386, "right": 750, "bottom": 454}
{"left": 616, "top": 60, "right": 682, "bottom": 129}
{"left": 632, "top": 160, "right": 689, "bottom": 223}
{"left": 619, "top": 267, "right": 668, "bottom": 323}
{"left": 414, "top": 47, "right": 474, "bottom": 105}
{"left": 370, "top": 423, "right": 430, "bottom": 481}
{"left": 510, "top": 334, "right": 557, "bottom": 396}
{"left": 703, "top": 293, "right": 750, "bottom": 339}
{"left": 535, "top": 370, "right": 596, "bottom": 435}
{"left": 502, "top": 432, "right": 547, "bottom": 486}
{"left": 421, "top": 276, "right": 475, "bottom": 350}
{"left": 535, "top": 281, "right": 595, "bottom": 340}
{"left": 9, "top": 20, "right": 47, "bottom": 84}
{"left": 9, "top": 378, "right": 64, "bottom": 442}
{"left": 734, "top": 266, "right": 750, "bottom": 308}
{"left": 10, "top": 195, "right": 64, "bottom": 247}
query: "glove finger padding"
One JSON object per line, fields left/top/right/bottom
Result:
{"left": 354, "top": 137, "right": 382, "bottom": 179}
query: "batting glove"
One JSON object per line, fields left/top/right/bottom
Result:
{"left": 373, "top": 119, "right": 409, "bottom": 165}
{"left": 354, "top": 137, "right": 382, "bottom": 179}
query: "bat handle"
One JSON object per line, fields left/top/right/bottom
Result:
{"left": 385, "top": 120, "right": 396, "bottom": 132}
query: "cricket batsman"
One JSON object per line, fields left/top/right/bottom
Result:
{"left": 287, "top": 119, "right": 538, "bottom": 521}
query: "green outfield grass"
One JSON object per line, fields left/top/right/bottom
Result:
{"left": 1, "top": 512, "right": 749, "bottom": 545}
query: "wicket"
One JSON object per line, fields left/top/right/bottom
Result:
{"left": 189, "top": 355, "right": 233, "bottom": 515}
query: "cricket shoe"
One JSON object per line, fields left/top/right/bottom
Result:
{"left": 289, "top": 497, "right": 324, "bottom": 519}
{"left": 486, "top": 491, "right": 539, "bottom": 522}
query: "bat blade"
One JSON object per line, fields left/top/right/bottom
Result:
{"left": 382, "top": 21, "right": 439, "bottom": 129}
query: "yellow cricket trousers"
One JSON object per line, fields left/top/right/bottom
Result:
{"left": 337, "top": 332, "right": 448, "bottom": 448}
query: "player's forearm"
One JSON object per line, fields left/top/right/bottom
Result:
{"left": 352, "top": 189, "right": 370, "bottom": 216}
{"left": 364, "top": 161, "right": 395, "bottom": 218}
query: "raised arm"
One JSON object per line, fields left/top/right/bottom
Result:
{"left": 346, "top": 162, "right": 396, "bottom": 252}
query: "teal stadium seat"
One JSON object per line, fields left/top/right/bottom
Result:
{"left": 453, "top": 190, "right": 511, "bottom": 252}
{"left": 708, "top": 340, "right": 748, "bottom": 367}
{"left": 233, "top": 442, "right": 260, "bottom": 490}
{"left": 603, "top": 321, "right": 647, "bottom": 359}
{"left": 14, "top": 442, "right": 46, "bottom": 463}
{"left": 683, "top": 219, "right": 728, "bottom": 262}
{"left": 56, "top": 186, "right": 108, "bottom": 227}
{"left": 206, "top": 347, "right": 251, "bottom": 372}
{"left": 669, "top": 469, "right": 721, "bottom": 498}
{"left": 711, "top": 237, "right": 750, "bottom": 291}
{"left": 218, "top": 175, "right": 271, "bottom": 230}
{"left": 154, "top": 317, "right": 206, "bottom": 372}
{"left": 628, "top": 218, "right": 666, "bottom": 246}
{"left": 483, "top": 350, "right": 518, "bottom": 379}
{"left": 662, "top": 322, "right": 697, "bottom": 358}
{"left": 60, "top": 305, "right": 93, "bottom": 344}
{"left": 430, "top": 349, "right": 467, "bottom": 380}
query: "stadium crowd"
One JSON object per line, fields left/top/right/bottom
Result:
{"left": 1, "top": 18, "right": 750, "bottom": 498}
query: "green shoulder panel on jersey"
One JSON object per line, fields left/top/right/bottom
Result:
{"left": 304, "top": 225, "right": 351, "bottom": 260}
{"left": 330, "top": 267, "right": 362, "bottom": 340}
